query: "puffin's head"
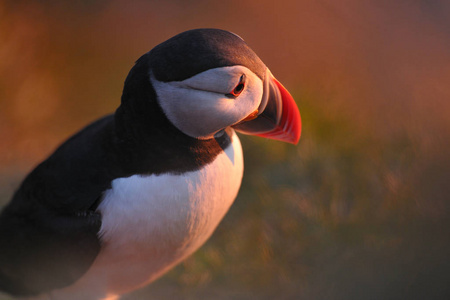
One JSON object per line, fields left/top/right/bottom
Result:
{"left": 147, "top": 28, "right": 301, "bottom": 144}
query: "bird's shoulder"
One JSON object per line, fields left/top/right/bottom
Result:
{"left": 0, "top": 115, "right": 117, "bottom": 296}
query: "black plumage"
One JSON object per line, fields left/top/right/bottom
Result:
{"left": 0, "top": 29, "right": 261, "bottom": 296}
{"left": 149, "top": 28, "right": 266, "bottom": 82}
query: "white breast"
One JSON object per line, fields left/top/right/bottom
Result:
{"left": 50, "top": 131, "right": 243, "bottom": 300}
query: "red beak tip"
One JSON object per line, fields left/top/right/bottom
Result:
{"left": 273, "top": 78, "right": 302, "bottom": 145}
{"left": 233, "top": 74, "right": 302, "bottom": 145}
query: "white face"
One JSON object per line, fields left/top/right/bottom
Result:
{"left": 150, "top": 65, "right": 264, "bottom": 139}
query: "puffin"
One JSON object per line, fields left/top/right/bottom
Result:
{"left": 0, "top": 29, "right": 301, "bottom": 300}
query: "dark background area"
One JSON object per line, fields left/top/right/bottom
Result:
{"left": 1, "top": 0, "right": 449, "bottom": 299}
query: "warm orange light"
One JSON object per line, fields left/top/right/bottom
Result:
{"left": 241, "top": 109, "right": 259, "bottom": 122}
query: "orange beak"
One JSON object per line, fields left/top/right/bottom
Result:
{"left": 233, "top": 71, "right": 301, "bottom": 144}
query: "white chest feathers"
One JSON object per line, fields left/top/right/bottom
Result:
{"left": 99, "top": 132, "right": 243, "bottom": 255}
{"left": 51, "top": 132, "right": 244, "bottom": 299}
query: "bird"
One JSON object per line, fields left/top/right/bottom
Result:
{"left": 0, "top": 28, "right": 301, "bottom": 300}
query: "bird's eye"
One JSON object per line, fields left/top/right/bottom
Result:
{"left": 226, "top": 75, "right": 246, "bottom": 98}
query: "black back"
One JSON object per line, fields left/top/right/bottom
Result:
{"left": 0, "top": 28, "right": 263, "bottom": 296}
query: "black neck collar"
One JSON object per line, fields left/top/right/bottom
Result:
{"left": 114, "top": 53, "right": 232, "bottom": 176}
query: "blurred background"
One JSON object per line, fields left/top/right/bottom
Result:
{"left": 1, "top": 0, "right": 449, "bottom": 299}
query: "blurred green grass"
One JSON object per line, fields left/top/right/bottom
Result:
{"left": 5, "top": 90, "right": 446, "bottom": 300}
{"left": 1, "top": 91, "right": 449, "bottom": 299}
{"left": 119, "top": 92, "right": 450, "bottom": 299}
